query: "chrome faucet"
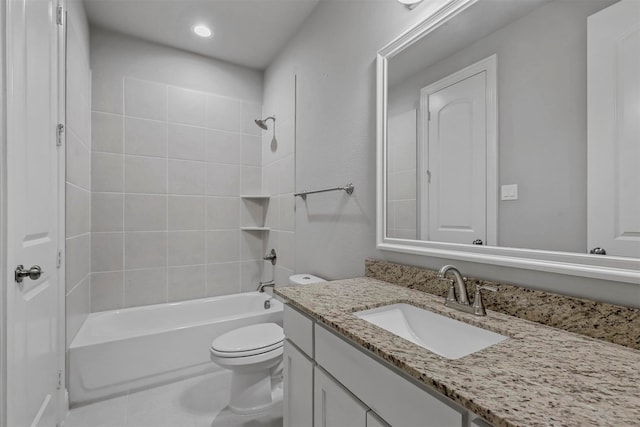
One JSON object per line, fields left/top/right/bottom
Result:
{"left": 437, "top": 265, "right": 496, "bottom": 316}
{"left": 257, "top": 280, "right": 275, "bottom": 293}
{"left": 438, "top": 265, "right": 470, "bottom": 305}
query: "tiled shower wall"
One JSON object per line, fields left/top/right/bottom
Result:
{"left": 90, "top": 76, "right": 265, "bottom": 311}
{"left": 65, "top": 0, "right": 91, "bottom": 345}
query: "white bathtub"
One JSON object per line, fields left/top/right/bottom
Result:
{"left": 69, "top": 292, "right": 283, "bottom": 405}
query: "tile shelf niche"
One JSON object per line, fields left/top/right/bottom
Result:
{"left": 240, "top": 195, "right": 271, "bottom": 232}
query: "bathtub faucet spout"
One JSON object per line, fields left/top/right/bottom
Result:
{"left": 257, "top": 280, "right": 275, "bottom": 293}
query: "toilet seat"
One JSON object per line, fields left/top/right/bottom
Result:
{"left": 210, "top": 323, "right": 283, "bottom": 358}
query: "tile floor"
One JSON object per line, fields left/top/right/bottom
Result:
{"left": 65, "top": 371, "right": 283, "bottom": 427}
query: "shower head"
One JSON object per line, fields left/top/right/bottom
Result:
{"left": 255, "top": 116, "right": 275, "bottom": 130}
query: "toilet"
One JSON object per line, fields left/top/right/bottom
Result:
{"left": 209, "top": 274, "right": 326, "bottom": 415}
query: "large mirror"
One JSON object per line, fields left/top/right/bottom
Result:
{"left": 377, "top": 0, "right": 640, "bottom": 282}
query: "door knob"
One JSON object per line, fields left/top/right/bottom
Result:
{"left": 590, "top": 247, "right": 607, "bottom": 255}
{"left": 15, "top": 265, "right": 44, "bottom": 283}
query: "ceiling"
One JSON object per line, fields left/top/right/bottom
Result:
{"left": 84, "top": 0, "right": 321, "bottom": 70}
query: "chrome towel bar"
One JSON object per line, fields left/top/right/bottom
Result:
{"left": 294, "top": 183, "right": 354, "bottom": 200}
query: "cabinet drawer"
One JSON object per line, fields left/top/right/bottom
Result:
{"left": 283, "top": 304, "right": 314, "bottom": 357}
{"left": 315, "top": 324, "right": 464, "bottom": 427}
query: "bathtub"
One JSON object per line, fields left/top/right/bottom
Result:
{"left": 69, "top": 292, "right": 283, "bottom": 405}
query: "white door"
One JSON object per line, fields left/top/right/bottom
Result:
{"left": 587, "top": 0, "right": 640, "bottom": 258}
{"left": 6, "top": 0, "right": 63, "bottom": 426}
{"left": 420, "top": 55, "right": 497, "bottom": 246}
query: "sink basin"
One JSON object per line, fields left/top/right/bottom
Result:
{"left": 354, "top": 303, "right": 508, "bottom": 360}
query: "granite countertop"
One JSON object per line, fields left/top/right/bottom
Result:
{"left": 275, "top": 277, "right": 640, "bottom": 427}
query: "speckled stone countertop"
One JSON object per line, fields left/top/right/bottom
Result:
{"left": 275, "top": 278, "right": 640, "bottom": 427}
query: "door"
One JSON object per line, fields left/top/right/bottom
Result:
{"left": 420, "top": 55, "right": 497, "bottom": 245}
{"left": 314, "top": 367, "right": 367, "bottom": 427}
{"left": 587, "top": 0, "right": 640, "bottom": 258}
{"left": 283, "top": 340, "right": 313, "bottom": 427}
{"left": 6, "top": 0, "right": 63, "bottom": 425}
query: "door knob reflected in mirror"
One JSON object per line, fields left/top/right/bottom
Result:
{"left": 15, "top": 265, "right": 44, "bottom": 283}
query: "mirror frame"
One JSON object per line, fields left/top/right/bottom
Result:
{"left": 376, "top": 0, "right": 640, "bottom": 284}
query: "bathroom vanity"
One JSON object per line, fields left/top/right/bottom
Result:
{"left": 275, "top": 278, "right": 640, "bottom": 427}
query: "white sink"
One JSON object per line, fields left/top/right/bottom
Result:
{"left": 354, "top": 303, "right": 508, "bottom": 360}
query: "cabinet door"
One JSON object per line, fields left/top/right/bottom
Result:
{"left": 284, "top": 340, "right": 314, "bottom": 427}
{"left": 314, "top": 367, "right": 368, "bottom": 427}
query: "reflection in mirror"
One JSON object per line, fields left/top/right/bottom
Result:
{"left": 384, "top": 0, "right": 640, "bottom": 260}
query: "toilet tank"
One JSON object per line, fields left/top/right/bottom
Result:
{"left": 288, "top": 274, "right": 326, "bottom": 286}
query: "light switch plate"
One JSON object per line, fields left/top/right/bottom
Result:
{"left": 501, "top": 184, "right": 518, "bottom": 201}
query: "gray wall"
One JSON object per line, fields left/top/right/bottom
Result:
{"left": 89, "top": 29, "right": 266, "bottom": 311}
{"left": 388, "top": 0, "right": 614, "bottom": 253}
{"left": 65, "top": 0, "right": 92, "bottom": 347}
{"left": 264, "top": 0, "right": 639, "bottom": 307}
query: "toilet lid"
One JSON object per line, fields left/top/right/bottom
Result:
{"left": 210, "top": 323, "right": 283, "bottom": 357}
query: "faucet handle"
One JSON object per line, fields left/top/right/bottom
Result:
{"left": 472, "top": 284, "right": 497, "bottom": 316}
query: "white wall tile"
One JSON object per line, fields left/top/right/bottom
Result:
{"left": 206, "top": 262, "right": 240, "bottom": 297}
{"left": 168, "top": 124, "right": 206, "bottom": 161}
{"left": 206, "top": 163, "right": 240, "bottom": 196}
{"left": 67, "top": 130, "right": 91, "bottom": 189}
{"left": 241, "top": 166, "right": 261, "bottom": 194}
{"left": 168, "top": 196, "right": 206, "bottom": 230}
{"left": 206, "top": 230, "right": 240, "bottom": 263}
{"left": 241, "top": 102, "right": 262, "bottom": 136}
{"left": 91, "top": 232, "right": 123, "bottom": 272}
{"left": 92, "top": 152, "right": 123, "bottom": 193}
{"left": 168, "top": 231, "right": 206, "bottom": 266}
{"left": 124, "top": 268, "right": 167, "bottom": 308}
{"left": 92, "top": 112, "right": 123, "bottom": 154}
{"left": 207, "top": 197, "right": 241, "bottom": 230}
{"left": 66, "top": 184, "right": 91, "bottom": 237}
{"left": 206, "top": 130, "right": 240, "bottom": 164}
{"left": 124, "top": 78, "right": 167, "bottom": 121}
{"left": 92, "top": 71, "right": 123, "bottom": 115}
{"left": 279, "top": 194, "right": 295, "bottom": 232}
{"left": 168, "top": 265, "right": 206, "bottom": 302}
{"left": 124, "top": 155, "right": 167, "bottom": 194}
{"left": 241, "top": 230, "right": 264, "bottom": 261}
{"left": 240, "top": 260, "right": 262, "bottom": 292}
{"left": 91, "top": 271, "right": 124, "bottom": 311}
{"left": 66, "top": 275, "right": 91, "bottom": 347}
{"left": 241, "top": 134, "right": 261, "bottom": 166}
{"left": 206, "top": 95, "right": 241, "bottom": 132}
{"left": 241, "top": 198, "right": 265, "bottom": 229}
{"left": 124, "top": 194, "right": 167, "bottom": 231}
{"left": 168, "top": 86, "right": 206, "bottom": 127}
{"left": 124, "top": 232, "right": 168, "bottom": 269}
{"left": 124, "top": 117, "right": 167, "bottom": 157}
{"left": 168, "top": 160, "right": 206, "bottom": 195}
{"left": 66, "top": 234, "right": 91, "bottom": 292}
{"left": 92, "top": 193, "right": 124, "bottom": 232}
{"left": 277, "top": 231, "right": 295, "bottom": 270}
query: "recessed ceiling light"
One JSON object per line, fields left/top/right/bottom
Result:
{"left": 397, "top": 0, "right": 423, "bottom": 9}
{"left": 193, "top": 25, "right": 212, "bottom": 38}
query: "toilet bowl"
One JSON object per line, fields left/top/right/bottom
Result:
{"left": 210, "top": 274, "right": 326, "bottom": 415}
{"left": 210, "top": 323, "right": 284, "bottom": 415}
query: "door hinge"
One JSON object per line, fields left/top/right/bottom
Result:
{"left": 427, "top": 111, "right": 431, "bottom": 121}
{"left": 57, "top": 370, "right": 63, "bottom": 390}
{"left": 56, "top": 123, "right": 64, "bottom": 147}
{"left": 57, "top": 250, "right": 63, "bottom": 269}
{"left": 56, "top": 5, "right": 64, "bottom": 26}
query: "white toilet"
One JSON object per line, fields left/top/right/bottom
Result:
{"left": 209, "top": 274, "right": 325, "bottom": 415}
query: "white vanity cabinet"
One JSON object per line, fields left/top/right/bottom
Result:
{"left": 282, "top": 304, "right": 493, "bottom": 427}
